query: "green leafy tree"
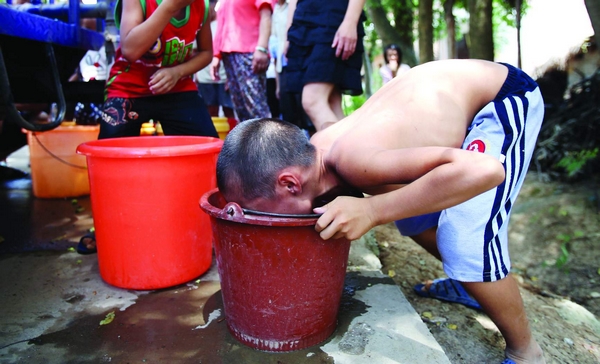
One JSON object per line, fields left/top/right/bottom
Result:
{"left": 366, "top": 0, "right": 418, "bottom": 66}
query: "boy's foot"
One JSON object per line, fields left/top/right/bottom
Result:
{"left": 77, "top": 233, "right": 96, "bottom": 255}
{"left": 505, "top": 340, "right": 546, "bottom": 364}
{"left": 414, "top": 278, "right": 482, "bottom": 310}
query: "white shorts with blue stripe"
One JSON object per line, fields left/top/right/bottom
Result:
{"left": 395, "top": 63, "right": 545, "bottom": 282}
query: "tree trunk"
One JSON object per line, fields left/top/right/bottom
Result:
{"left": 392, "top": 0, "right": 416, "bottom": 47}
{"left": 418, "top": 0, "right": 434, "bottom": 63}
{"left": 363, "top": 51, "right": 373, "bottom": 98}
{"left": 516, "top": 0, "right": 522, "bottom": 68}
{"left": 468, "top": 0, "right": 494, "bottom": 61}
{"left": 444, "top": 0, "right": 457, "bottom": 59}
{"left": 366, "top": 1, "right": 417, "bottom": 66}
{"left": 585, "top": 0, "right": 600, "bottom": 47}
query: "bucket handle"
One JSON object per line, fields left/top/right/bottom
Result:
{"left": 219, "top": 202, "right": 322, "bottom": 219}
{"left": 241, "top": 208, "right": 321, "bottom": 218}
{"left": 221, "top": 202, "right": 245, "bottom": 219}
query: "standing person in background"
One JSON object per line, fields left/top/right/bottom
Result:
{"left": 266, "top": 35, "right": 280, "bottom": 119}
{"left": 210, "top": 0, "right": 273, "bottom": 122}
{"left": 380, "top": 44, "right": 410, "bottom": 85}
{"left": 100, "top": 0, "right": 218, "bottom": 139}
{"left": 272, "top": 0, "right": 314, "bottom": 135}
{"left": 78, "top": 0, "right": 218, "bottom": 254}
{"left": 195, "top": 0, "right": 236, "bottom": 120}
{"left": 283, "top": 0, "right": 366, "bottom": 131}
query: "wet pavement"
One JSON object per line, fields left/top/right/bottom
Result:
{"left": 0, "top": 146, "right": 450, "bottom": 364}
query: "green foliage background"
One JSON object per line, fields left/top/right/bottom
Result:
{"left": 343, "top": 0, "right": 529, "bottom": 115}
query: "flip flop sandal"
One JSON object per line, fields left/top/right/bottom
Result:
{"left": 413, "top": 278, "right": 482, "bottom": 310}
{"left": 77, "top": 232, "right": 97, "bottom": 255}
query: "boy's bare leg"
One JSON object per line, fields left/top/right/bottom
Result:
{"left": 410, "top": 227, "right": 441, "bottom": 260}
{"left": 410, "top": 227, "right": 545, "bottom": 363}
{"left": 462, "top": 278, "right": 545, "bottom": 364}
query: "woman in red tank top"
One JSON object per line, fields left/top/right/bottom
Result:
{"left": 99, "top": 0, "right": 218, "bottom": 139}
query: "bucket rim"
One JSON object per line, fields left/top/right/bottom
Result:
{"left": 23, "top": 124, "right": 100, "bottom": 135}
{"left": 76, "top": 136, "right": 223, "bottom": 158}
{"left": 200, "top": 188, "right": 319, "bottom": 226}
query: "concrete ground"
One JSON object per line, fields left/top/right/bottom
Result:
{"left": 0, "top": 145, "right": 450, "bottom": 364}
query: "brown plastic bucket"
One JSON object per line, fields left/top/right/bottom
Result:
{"left": 199, "top": 189, "right": 351, "bottom": 352}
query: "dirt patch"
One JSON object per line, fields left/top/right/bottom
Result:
{"left": 372, "top": 172, "right": 600, "bottom": 363}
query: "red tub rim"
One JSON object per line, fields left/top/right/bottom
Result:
{"left": 76, "top": 136, "right": 223, "bottom": 158}
{"left": 200, "top": 188, "right": 319, "bottom": 227}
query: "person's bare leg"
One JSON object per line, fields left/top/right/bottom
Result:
{"left": 328, "top": 88, "right": 345, "bottom": 120}
{"left": 301, "top": 82, "right": 340, "bottom": 131}
{"left": 410, "top": 227, "right": 544, "bottom": 363}
{"left": 207, "top": 105, "right": 219, "bottom": 117}
{"left": 462, "top": 278, "right": 545, "bottom": 364}
{"left": 223, "top": 106, "right": 235, "bottom": 119}
{"left": 410, "top": 226, "right": 441, "bottom": 260}
{"left": 410, "top": 227, "right": 443, "bottom": 292}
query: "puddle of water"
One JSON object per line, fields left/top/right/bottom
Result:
{"left": 7, "top": 273, "right": 391, "bottom": 363}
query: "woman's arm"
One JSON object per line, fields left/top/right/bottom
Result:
{"left": 252, "top": 4, "right": 272, "bottom": 74}
{"left": 332, "top": 0, "right": 366, "bottom": 60}
{"left": 283, "top": 0, "right": 297, "bottom": 55}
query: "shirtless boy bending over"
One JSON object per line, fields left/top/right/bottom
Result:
{"left": 216, "top": 59, "right": 545, "bottom": 364}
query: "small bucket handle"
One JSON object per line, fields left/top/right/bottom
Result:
{"left": 220, "top": 202, "right": 245, "bottom": 219}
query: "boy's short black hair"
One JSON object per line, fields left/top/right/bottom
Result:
{"left": 216, "top": 118, "right": 316, "bottom": 203}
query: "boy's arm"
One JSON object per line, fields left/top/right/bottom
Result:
{"left": 119, "top": 0, "right": 193, "bottom": 62}
{"left": 314, "top": 147, "right": 505, "bottom": 240}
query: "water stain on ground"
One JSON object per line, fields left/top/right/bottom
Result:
{"left": 6, "top": 273, "right": 388, "bottom": 363}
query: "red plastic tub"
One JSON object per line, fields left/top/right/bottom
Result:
{"left": 200, "top": 189, "right": 351, "bottom": 352}
{"left": 77, "top": 136, "right": 223, "bottom": 290}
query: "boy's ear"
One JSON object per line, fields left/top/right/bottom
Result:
{"left": 277, "top": 171, "right": 302, "bottom": 195}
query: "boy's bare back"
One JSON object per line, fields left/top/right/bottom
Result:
{"left": 313, "top": 59, "right": 508, "bottom": 153}
{"left": 306, "top": 59, "right": 510, "bottom": 196}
